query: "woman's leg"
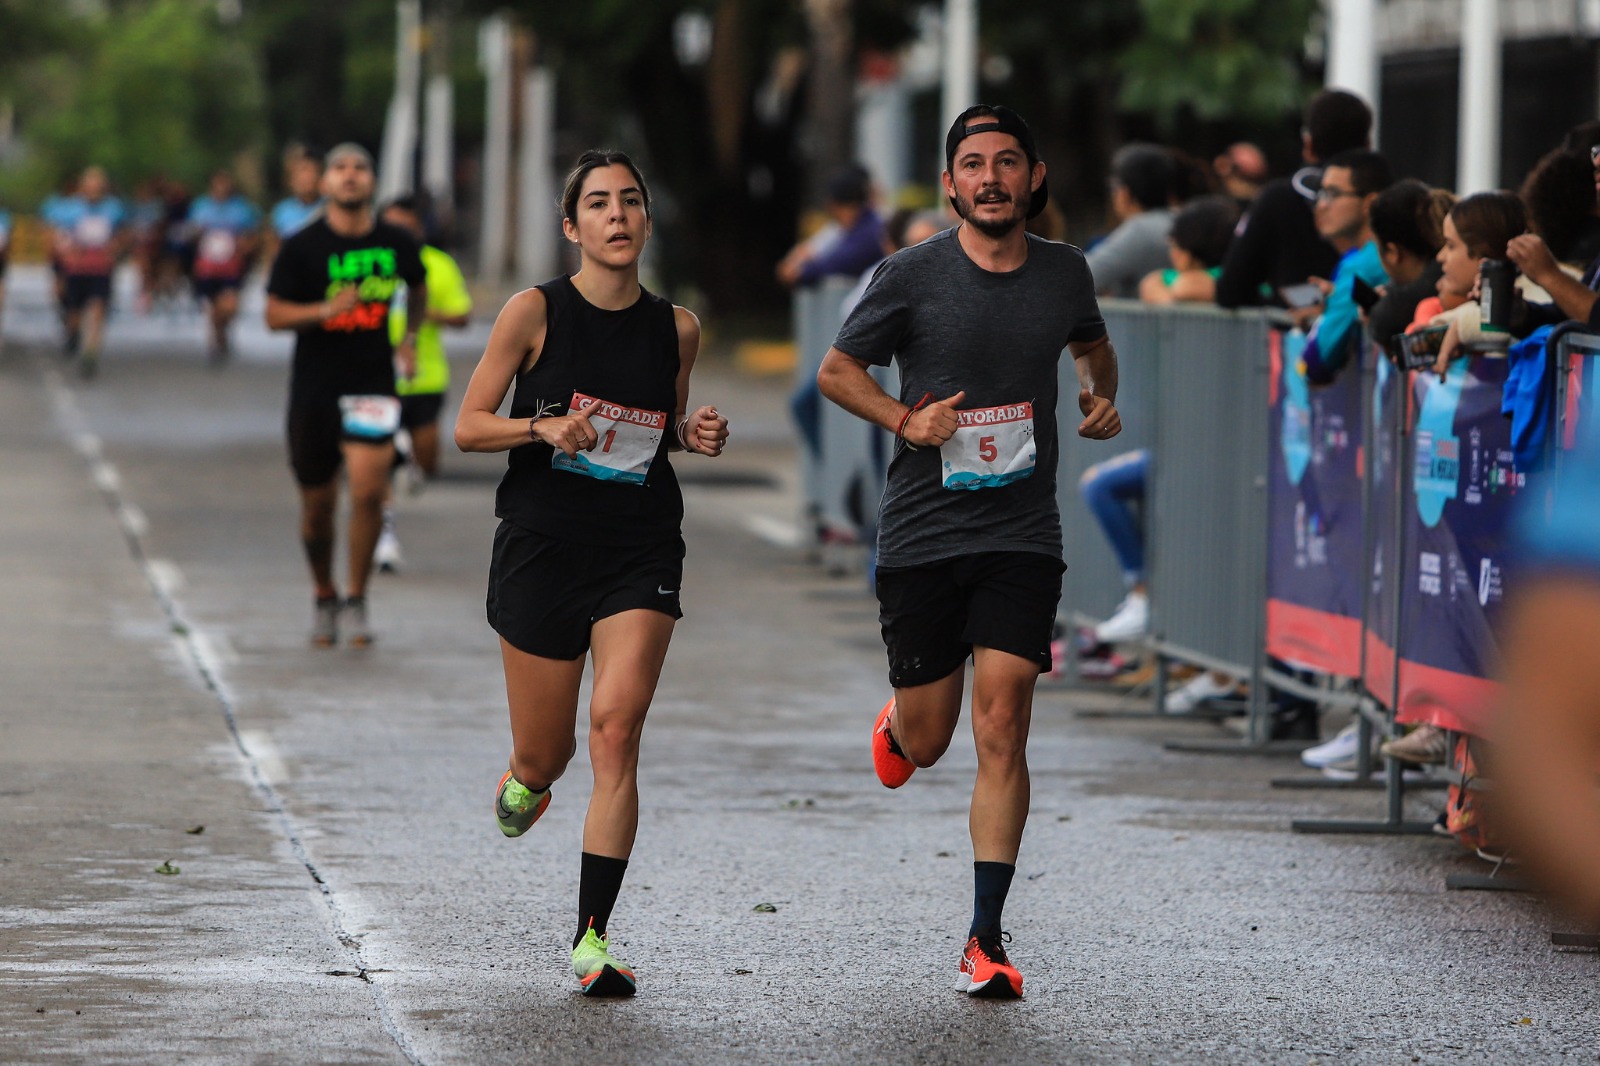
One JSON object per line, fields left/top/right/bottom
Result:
{"left": 499, "top": 636, "right": 585, "bottom": 791}
{"left": 582, "top": 609, "right": 676, "bottom": 857}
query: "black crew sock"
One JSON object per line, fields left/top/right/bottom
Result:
{"left": 970, "top": 861, "right": 1016, "bottom": 942}
{"left": 575, "top": 852, "right": 630, "bottom": 948}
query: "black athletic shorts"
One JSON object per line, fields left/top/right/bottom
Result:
{"left": 62, "top": 273, "right": 112, "bottom": 311}
{"left": 399, "top": 391, "right": 445, "bottom": 431}
{"left": 193, "top": 276, "right": 243, "bottom": 302}
{"left": 286, "top": 392, "right": 396, "bottom": 487}
{"left": 487, "top": 520, "right": 684, "bottom": 660}
{"left": 875, "top": 551, "right": 1066, "bottom": 689}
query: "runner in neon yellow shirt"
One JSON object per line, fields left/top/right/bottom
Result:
{"left": 378, "top": 195, "right": 472, "bottom": 570}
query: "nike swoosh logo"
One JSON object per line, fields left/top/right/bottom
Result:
{"left": 657, "top": 586, "right": 676, "bottom": 595}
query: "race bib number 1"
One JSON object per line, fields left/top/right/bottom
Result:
{"left": 939, "top": 402, "right": 1037, "bottom": 491}
{"left": 338, "top": 395, "right": 402, "bottom": 440}
{"left": 551, "top": 391, "right": 667, "bottom": 486}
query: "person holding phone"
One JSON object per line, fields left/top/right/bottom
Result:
{"left": 1299, "top": 150, "right": 1394, "bottom": 383}
{"left": 454, "top": 150, "right": 728, "bottom": 998}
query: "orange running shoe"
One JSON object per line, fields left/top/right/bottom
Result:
{"left": 872, "top": 698, "right": 915, "bottom": 788}
{"left": 956, "top": 933, "right": 1023, "bottom": 999}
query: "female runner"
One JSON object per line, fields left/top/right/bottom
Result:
{"left": 455, "top": 150, "right": 729, "bottom": 997}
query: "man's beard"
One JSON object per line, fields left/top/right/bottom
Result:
{"left": 952, "top": 187, "right": 1030, "bottom": 237}
{"left": 334, "top": 192, "right": 371, "bottom": 212}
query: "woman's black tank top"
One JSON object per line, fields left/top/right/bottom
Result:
{"left": 494, "top": 275, "right": 683, "bottom": 544}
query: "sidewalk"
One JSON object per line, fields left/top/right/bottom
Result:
{"left": 0, "top": 348, "right": 406, "bottom": 1062}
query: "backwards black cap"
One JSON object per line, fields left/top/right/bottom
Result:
{"left": 944, "top": 104, "right": 1048, "bottom": 220}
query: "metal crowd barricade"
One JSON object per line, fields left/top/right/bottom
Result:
{"left": 1143, "top": 305, "right": 1276, "bottom": 745}
{"left": 792, "top": 277, "right": 869, "bottom": 543}
{"left": 1055, "top": 301, "right": 1162, "bottom": 633}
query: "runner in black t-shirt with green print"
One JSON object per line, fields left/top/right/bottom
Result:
{"left": 266, "top": 142, "right": 426, "bottom": 647}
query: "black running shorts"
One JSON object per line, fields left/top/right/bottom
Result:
{"left": 487, "top": 520, "right": 684, "bottom": 660}
{"left": 193, "top": 276, "right": 243, "bottom": 302}
{"left": 399, "top": 391, "right": 445, "bottom": 431}
{"left": 875, "top": 551, "right": 1065, "bottom": 689}
{"left": 286, "top": 393, "right": 396, "bottom": 487}
{"left": 62, "top": 273, "right": 112, "bottom": 311}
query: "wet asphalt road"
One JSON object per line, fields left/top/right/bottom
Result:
{"left": 2, "top": 274, "right": 1598, "bottom": 1063}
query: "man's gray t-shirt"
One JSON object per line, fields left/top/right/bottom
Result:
{"left": 832, "top": 228, "right": 1107, "bottom": 568}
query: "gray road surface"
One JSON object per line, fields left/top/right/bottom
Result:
{"left": 1, "top": 290, "right": 1597, "bottom": 1064}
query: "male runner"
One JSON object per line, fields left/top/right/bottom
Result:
{"left": 265, "top": 143, "right": 425, "bottom": 646}
{"left": 0, "top": 199, "right": 11, "bottom": 353}
{"left": 817, "top": 105, "right": 1122, "bottom": 999}
{"left": 270, "top": 153, "right": 324, "bottom": 247}
{"left": 52, "top": 166, "right": 127, "bottom": 379}
{"left": 374, "top": 193, "right": 472, "bottom": 571}
{"left": 187, "top": 168, "right": 261, "bottom": 364}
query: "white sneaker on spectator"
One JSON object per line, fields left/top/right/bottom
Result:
{"left": 1300, "top": 721, "right": 1365, "bottom": 769}
{"left": 1094, "top": 591, "right": 1149, "bottom": 644}
{"left": 1161, "top": 671, "right": 1234, "bottom": 714}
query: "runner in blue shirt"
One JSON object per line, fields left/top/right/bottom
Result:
{"left": 0, "top": 204, "right": 11, "bottom": 350}
{"left": 270, "top": 154, "right": 324, "bottom": 246}
{"left": 187, "top": 169, "right": 262, "bottom": 363}
{"left": 51, "top": 166, "right": 127, "bottom": 379}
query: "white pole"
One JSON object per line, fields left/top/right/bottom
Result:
{"left": 516, "top": 67, "right": 557, "bottom": 288}
{"left": 1325, "top": 0, "right": 1380, "bottom": 143}
{"left": 1457, "top": 0, "right": 1501, "bottom": 194}
{"left": 941, "top": 0, "right": 977, "bottom": 139}
{"left": 477, "top": 15, "right": 512, "bottom": 285}
{"left": 378, "top": 0, "right": 422, "bottom": 203}
{"left": 423, "top": 76, "right": 454, "bottom": 210}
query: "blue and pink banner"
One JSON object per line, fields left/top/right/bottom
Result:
{"left": 1369, "top": 356, "right": 1527, "bottom": 736}
{"left": 1265, "top": 329, "right": 1366, "bottom": 676}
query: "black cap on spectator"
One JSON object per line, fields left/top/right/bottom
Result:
{"left": 1305, "top": 90, "right": 1373, "bottom": 161}
{"left": 944, "top": 104, "right": 1048, "bottom": 219}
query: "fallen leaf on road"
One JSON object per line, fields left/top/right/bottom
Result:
{"left": 753, "top": 903, "right": 777, "bottom": 913}
{"left": 154, "top": 861, "right": 180, "bottom": 876}
{"left": 185, "top": 826, "right": 204, "bottom": 835}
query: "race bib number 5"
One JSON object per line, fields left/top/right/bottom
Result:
{"left": 551, "top": 391, "right": 667, "bottom": 486}
{"left": 338, "top": 395, "right": 402, "bottom": 440}
{"left": 939, "top": 402, "right": 1037, "bottom": 491}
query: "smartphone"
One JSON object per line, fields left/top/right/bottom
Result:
{"left": 1279, "top": 283, "right": 1324, "bottom": 310}
{"left": 1351, "top": 276, "right": 1381, "bottom": 313}
{"left": 1394, "top": 326, "right": 1448, "bottom": 370}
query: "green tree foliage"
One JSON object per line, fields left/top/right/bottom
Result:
{"left": 1118, "top": 0, "right": 1319, "bottom": 126}
{"left": 3, "top": 0, "right": 264, "bottom": 202}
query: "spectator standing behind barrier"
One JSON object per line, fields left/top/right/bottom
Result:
{"left": 1493, "top": 413, "right": 1600, "bottom": 930}
{"left": 52, "top": 165, "right": 128, "bottom": 381}
{"left": 1298, "top": 150, "right": 1393, "bottom": 383}
{"left": 1138, "top": 195, "right": 1239, "bottom": 305}
{"left": 776, "top": 165, "right": 884, "bottom": 288}
{"left": 1521, "top": 146, "right": 1600, "bottom": 269}
{"left": 1507, "top": 143, "right": 1600, "bottom": 332}
{"left": 1365, "top": 180, "right": 1448, "bottom": 349}
{"left": 1429, "top": 192, "right": 1529, "bottom": 375}
{"left": 1214, "top": 142, "right": 1269, "bottom": 207}
{"left": 1216, "top": 90, "right": 1373, "bottom": 308}
{"left": 1085, "top": 144, "right": 1175, "bottom": 298}
{"left": 187, "top": 169, "right": 262, "bottom": 365}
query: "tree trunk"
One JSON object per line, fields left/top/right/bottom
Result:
{"left": 802, "top": 0, "right": 854, "bottom": 209}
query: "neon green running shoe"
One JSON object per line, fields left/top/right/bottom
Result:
{"left": 494, "top": 770, "right": 550, "bottom": 838}
{"left": 571, "top": 925, "right": 636, "bottom": 997}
